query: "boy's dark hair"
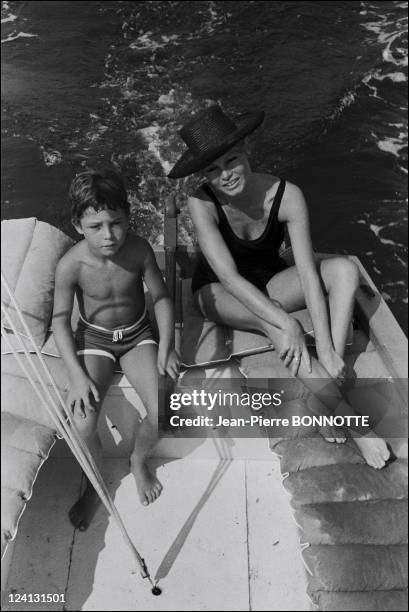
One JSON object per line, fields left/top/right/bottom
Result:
{"left": 69, "top": 169, "right": 130, "bottom": 221}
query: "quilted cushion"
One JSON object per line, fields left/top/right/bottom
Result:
{"left": 1, "top": 216, "right": 73, "bottom": 559}
{"left": 0, "top": 356, "right": 67, "bottom": 559}
{"left": 1, "top": 218, "right": 74, "bottom": 348}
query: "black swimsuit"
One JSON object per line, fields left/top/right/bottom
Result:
{"left": 191, "top": 179, "right": 288, "bottom": 294}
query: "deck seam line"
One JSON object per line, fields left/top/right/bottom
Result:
{"left": 244, "top": 461, "right": 252, "bottom": 612}
{"left": 63, "top": 528, "right": 75, "bottom": 612}
{"left": 63, "top": 468, "right": 84, "bottom": 611}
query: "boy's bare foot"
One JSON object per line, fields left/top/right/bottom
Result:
{"left": 132, "top": 462, "right": 163, "bottom": 506}
{"left": 319, "top": 425, "right": 346, "bottom": 444}
{"left": 69, "top": 486, "right": 100, "bottom": 531}
{"left": 354, "top": 434, "right": 391, "bottom": 469}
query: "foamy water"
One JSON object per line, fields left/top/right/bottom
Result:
{"left": 361, "top": 1, "right": 407, "bottom": 179}
{"left": 2, "top": 0, "right": 407, "bottom": 329}
{"left": 1, "top": 0, "right": 36, "bottom": 43}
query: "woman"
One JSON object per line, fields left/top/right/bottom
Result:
{"left": 168, "top": 104, "right": 390, "bottom": 469}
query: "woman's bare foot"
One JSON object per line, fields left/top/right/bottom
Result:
{"left": 354, "top": 434, "right": 391, "bottom": 469}
{"left": 319, "top": 425, "right": 346, "bottom": 444}
{"left": 69, "top": 485, "right": 100, "bottom": 531}
{"left": 131, "top": 461, "right": 163, "bottom": 506}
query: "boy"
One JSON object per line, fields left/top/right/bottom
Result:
{"left": 53, "top": 169, "right": 179, "bottom": 531}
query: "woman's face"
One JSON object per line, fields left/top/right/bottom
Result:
{"left": 202, "top": 145, "right": 251, "bottom": 197}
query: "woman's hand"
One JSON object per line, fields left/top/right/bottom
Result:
{"left": 67, "top": 374, "right": 100, "bottom": 419}
{"left": 279, "top": 317, "right": 312, "bottom": 376}
{"left": 317, "top": 347, "right": 346, "bottom": 381}
{"left": 157, "top": 345, "right": 180, "bottom": 382}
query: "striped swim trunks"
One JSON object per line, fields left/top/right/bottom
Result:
{"left": 74, "top": 307, "right": 157, "bottom": 363}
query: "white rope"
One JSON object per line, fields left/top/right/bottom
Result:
{"left": 1, "top": 303, "right": 150, "bottom": 579}
{"left": 1, "top": 316, "right": 106, "bottom": 495}
{"left": 1, "top": 301, "right": 114, "bottom": 501}
{"left": 1, "top": 272, "right": 153, "bottom": 584}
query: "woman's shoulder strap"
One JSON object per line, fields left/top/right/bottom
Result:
{"left": 270, "top": 178, "right": 286, "bottom": 217}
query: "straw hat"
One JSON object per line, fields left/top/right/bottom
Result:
{"left": 168, "top": 105, "right": 264, "bottom": 179}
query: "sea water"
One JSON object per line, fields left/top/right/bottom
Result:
{"left": 1, "top": 1, "right": 407, "bottom": 331}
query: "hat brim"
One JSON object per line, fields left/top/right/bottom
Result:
{"left": 167, "top": 110, "right": 265, "bottom": 179}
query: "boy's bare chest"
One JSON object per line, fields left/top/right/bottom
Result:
{"left": 78, "top": 263, "right": 142, "bottom": 299}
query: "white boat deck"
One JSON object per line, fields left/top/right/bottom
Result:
{"left": 3, "top": 447, "right": 310, "bottom": 611}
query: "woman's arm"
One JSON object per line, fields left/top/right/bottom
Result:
{"left": 189, "top": 192, "right": 312, "bottom": 373}
{"left": 280, "top": 183, "right": 343, "bottom": 368}
{"left": 188, "top": 194, "right": 294, "bottom": 331}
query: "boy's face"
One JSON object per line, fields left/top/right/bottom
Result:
{"left": 73, "top": 207, "right": 129, "bottom": 257}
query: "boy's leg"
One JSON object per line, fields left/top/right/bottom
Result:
{"left": 69, "top": 353, "right": 115, "bottom": 530}
{"left": 119, "top": 342, "right": 162, "bottom": 506}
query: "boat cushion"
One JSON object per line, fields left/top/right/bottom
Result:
{"left": 1, "top": 218, "right": 74, "bottom": 349}
{"left": 1, "top": 352, "right": 68, "bottom": 558}
{"left": 312, "top": 589, "right": 408, "bottom": 611}
{"left": 1, "top": 218, "right": 73, "bottom": 559}
{"left": 269, "top": 435, "right": 408, "bottom": 610}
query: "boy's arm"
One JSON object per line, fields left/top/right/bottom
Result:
{"left": 141, "top": 241, "right": 179, "bottom": 380}
{"left": 52, "top": 257, "right": 84, "bottom": 378}
{"left": 52, "top": 256, "right": 99, "bottom": 411}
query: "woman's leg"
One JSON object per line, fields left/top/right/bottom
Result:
{"left": 265, "top": 256, "right": 360, "bottom": 357}
{"left": 321, "top": 258, "right": 360, "bottom": 357}
{"left": 196, "top": 282, "right": 390, "bottom": 468}
{"left": 119, "top": 342, "right": 163, "bottom": 506}
{"left": 69, "top": 353, "right": 115, "bottom": 530}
